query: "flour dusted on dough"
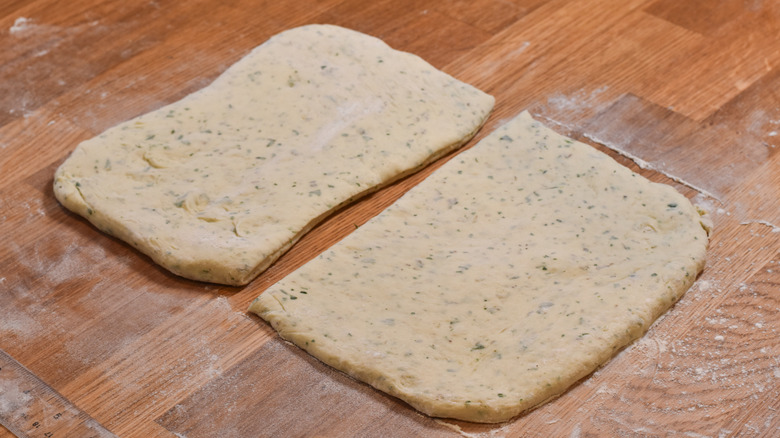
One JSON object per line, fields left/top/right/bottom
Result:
{"left": 249, "top": 111, "right": 710, "bottom": 423}
{"left": 53, "top": 24, "right": 494, "bottom": 285}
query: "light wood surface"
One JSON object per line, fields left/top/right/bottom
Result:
{"left": 2, "top": 0, "right": 779, "bottom": 436}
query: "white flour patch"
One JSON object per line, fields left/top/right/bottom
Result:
{"left": 1, "top": 283, "right": 64, "bottom": 346}
{"left": 745, "top": 108, "right": 780, "bottom": 142}
{"left": 12, "top": 237, "right": 108, "bottom": 291}
{"left": 0, "top": 311, "right": 42, "bottom": 341}
{"left": 0, "top": 378, "right": 33, "bottom": 414}
{"left": 545, "top": 86, "right": 609, "bottom": 119}
{"left": 212, "top": 295, "right": 232, "bottom": 312}
{"left": 20, "top": 198, "right": 46, "bottom": 222}
{"left": 691, "top": 193, "right": 728, "bottom": 220}
{"left": 695, "top": 280, "right": 713, "bottom": 294}
{"left": 739, "top": 220, "right": 780, "bottom": 233}
{"left": 9, "top": 17, "right": 33, "bottom": 35}
{"left": 45, "top": 243, "right": 107, "bottom": 286}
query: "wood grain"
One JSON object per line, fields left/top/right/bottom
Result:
{"left": 1, "top": 0, "right": 779, "bottom": 436}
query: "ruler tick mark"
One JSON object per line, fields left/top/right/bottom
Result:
{"left": 0, "top": 349, "right": 117, "bottom": 438}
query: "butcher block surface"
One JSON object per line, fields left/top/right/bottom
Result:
{"left": 1, "top": 0, "right": 779, "bottom": 436}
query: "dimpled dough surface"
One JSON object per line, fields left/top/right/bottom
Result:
{"left": 249, "top": 111, "right": 710, "bottom": 423}
{"left": 53, "top": 24, "right": 494, "bottom": 285}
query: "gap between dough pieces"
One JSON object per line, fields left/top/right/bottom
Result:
{"left": 250, "top": 111, "right": 711, "bottom": 423}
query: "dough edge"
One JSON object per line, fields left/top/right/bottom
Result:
{"left": 249, "top": 111, "right": 711, "bottom": 423}
{"left": 53, "top": 24, "right": 495, "bottom": 285}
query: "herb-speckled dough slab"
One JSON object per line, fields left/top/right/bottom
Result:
{"left": 249, "top": 111, "right": 710, "bottom": 423}
{"left": 53, "top": 24, "right": 494, "bottom": 285}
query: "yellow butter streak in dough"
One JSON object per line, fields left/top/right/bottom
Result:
{"left": 250, "top": 111, "right": 710, "bottom": 423}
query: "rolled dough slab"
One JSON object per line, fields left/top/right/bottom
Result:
{"left": 249, "top": 111, "right": 710, "bottom": 423}
{"left": 53, "top": 24, "right": 494, "bottom": 285}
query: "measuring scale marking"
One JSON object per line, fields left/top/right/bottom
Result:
{"left": 0, "top": 349, "right": 117, "bottom": 438}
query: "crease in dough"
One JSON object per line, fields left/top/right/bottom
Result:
{"left": 250, "top": 111, "right": 710, "bottom": 423}
{"left": 53, "top": 24, "right": 494, "bottom": 285}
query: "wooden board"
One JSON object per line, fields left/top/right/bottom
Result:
{"left": 1, "top": 0, "right": 779, "bottom": 436}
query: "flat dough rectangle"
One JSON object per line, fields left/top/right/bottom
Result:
{"left": 250, "top": 111, "right": 710, "bottom": 422}
{"left": 53, "top": 24, "right": 494, "bottom": 285}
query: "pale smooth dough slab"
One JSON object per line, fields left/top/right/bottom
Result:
{"left": 249, "top": 111, "right": 711, "bottom": 423}
{"left": 53, "top": 24, "right": 494, "bottom": 285}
